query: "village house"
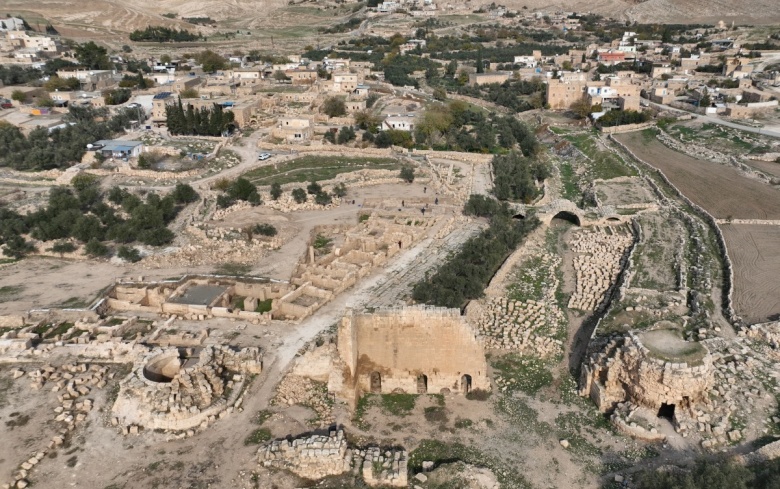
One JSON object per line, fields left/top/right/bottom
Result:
{"left": 468, "top": 72, "right": 511, "bottom": 86}
{"left": 381, "top": 114, "right": 415, "bottom": 132}
{"left": 272, "top": 117, "right": 313, "bottom": 142}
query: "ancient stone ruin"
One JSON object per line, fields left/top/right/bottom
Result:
{"left": 257, "top": 429, "right": 408, "bottom": 487}
{"left": 332, "top": 306, "right": 489, "bottom": 406}
{"left": 112, "top": 345, "right": 262, "bottom": 432}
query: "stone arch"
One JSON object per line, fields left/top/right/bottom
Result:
{"left": 551, "top": 210, "right": 581, "bottom": 226}
{"left": 512, "top": 213, "right": 525, "bottom": 220}
{"left": 370, "top": 372, "right": 382, "bottom": 394}
{"left": 461, "top": 374, "right": 472, "bottom": 394}
{"left": 416, "top": 374, "right": 428, "bottom": 394}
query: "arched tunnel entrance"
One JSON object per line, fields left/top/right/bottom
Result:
{"left": 551, "top": 211, "right": 581, "bottom": 226}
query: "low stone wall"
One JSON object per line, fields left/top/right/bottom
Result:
{"left": 609, "top": 134, "right": 737, "bottom": 324}
{"left": 598, "top": 121, "right": 655, "bottom": 134}
{"left": 258, "top": 429, "right": 408, "bottom": 487}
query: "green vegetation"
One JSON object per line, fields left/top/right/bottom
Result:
{"left": 130, "top": 26, "right": 202, "bottom": 42}
{"left": 492, "top": 151, "right": 550, "bottom": 203}
{"left": 598, "top": 109, "right": 651, "bottom": 128}
{"left": 635, "top": 456, "right": 780, "bottom": 489}
{"left": 214, "top": 262, "right": 252, "bottom": 276}
{"left": 492, "top": 354, "right": 554, "bottom": 395}
{"left": 413, "top": 199, "right": 539, "bottom": 308}
{"left": 165, "top": 99, "right": 235, "bottom": 137}
{"left": 321, "top": 96, "right": 346, "bottom": 118}
{"left": 255, "top": 299, "right": 273, "bottom": 313}
{"left": 408, "top": 440, "right": 532, "bottom": 489}
{"left": 0, "top": 285, "right": 24, "bottom": 303}
{"left": 380, "top": 393, "right": 416, "bottom": 416}
{"left": 412, "top": 101, "right": 539, "bottom": 155}
{"left": 564, "top": 133, "right": 636, "bottom": 180}
{"left": 216, "top": 177, "right": 261, "bottom": 208}
{"left": 244, "top": 428, "right": 272, "bottom": 445}
{"left": 0, "top": 105, "right": 146, "bottom": 171}
{"left": 242, "top": 155, "right": 399, "bottom": 185}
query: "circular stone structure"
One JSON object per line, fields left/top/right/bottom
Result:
{"left": 143, "top": 352, "right": 181, "bottom": 383}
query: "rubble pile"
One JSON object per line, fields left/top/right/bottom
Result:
{"left": 568, "top": 226, "right": 633, "bottom": 311}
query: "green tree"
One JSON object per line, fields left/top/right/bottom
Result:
{"left": 11, "top": 90, "right": 26, "bottom": 103}
{"left": 273, "top": 70, "right": 290, "bottom": 82}
{"left": 292, "top": 187, "right": 307, "bottom": 204}
{"left": 195, "top": 50, "right": 227, "bottom": 72}
{"left": 84, "top": 238, "right": 109, "bottom": 257}
{"left": 337, "top": 125, "right": 356, "bottom": 144}
{"left": 445, "top": 59, "right": 458, "bottom": 76}
{"left": 476, "top": 47, "right": 484, "bottom": 74}
{"left": 314, "top": 191, "right": 332, "bottom": 205}
{"left": 307, "top": 181, "right": 322, "bottom": 195}
{"left": 400, "top": 165, "right": 415, "bottom": 183}
{"left": 270, "top": 182, "right": 282, "bottom": 200}
{"left": 332, "top": 183, "right": 347, "bottom": 198}
{"left": 117, "top": 245, "right": 141, "bottom": 262}
{"left": 180, "top": 87, "right": 199, "bottom": 99}
{"left": 253, "top": 223, "right": 277, "bottom": 237}
{"left": 321, "top": 96, "right": 346, "bottom": 117}
{"left": 569, "top": 97, "right": 592, "bottom": 119}
{"left": 171, "top": 183, "right": 199, "bottom": 204}
{"left": 3, "top": 235, "right": 35, "bottom": 259}
{"left": 48, "top": 241, "right": 77, "bottom": 257}
{"left": 74, "top": 41, "right": 112, "bottom": 70}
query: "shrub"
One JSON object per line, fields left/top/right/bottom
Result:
{"left": 465, "top": 388, "right": 491, "bottom": 401}
{"left": 400, "top": 165, "right": 415, "bottom": 183}
{"left": 49, "top": 241, "right": 77, "bottom": 256}
{"left": 292, "top": 188, "right": 307, "bottom": 204}
{"left": 314, "top": 191, "right": 332, "bottom": 206}
{"left": 270, "top": 182, "right": 282, "bottom": 200}
{"left": 332, "top": 183, "right": 347, "bottom": 198}
{"left": 253, "top": 223, "right": 277, "bottom": 237}
{"left": 321, "top": 96, "right": 346, "bottom": 117}
{"left": 84, "top": 238, "right": 109, "bottom": 257}
{"left": 171, "top": 183, "right": 199, "bottom": 204}
{"left": 117, "top": 245, "right": 141, "bottom": 262}
{"left": 306, "top": 181, "right": 322, "bottom": 195}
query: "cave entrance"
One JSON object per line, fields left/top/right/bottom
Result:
{"left": 551, "top": 211, "right": 581, "bottom": 226}
{"left": 416, "top": 374, "right": 428, "bottom": 394}
{"left": 370, "top": 372, "right": 382, "bottom": 394}
{"left": 657, "top": 402, "right": 676, "bottom": 421}
{"left": 461, "top": 374, "right": 472, "bottom": 394}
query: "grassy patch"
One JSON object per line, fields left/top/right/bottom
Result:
{"left": 408, "top": 440, "right": 533, "bottom": 489}
{"left": 380, "top": 393, "right": 416, "bottom": 416}
{"left": 492, "top": 354, "right": 554, "bottom": 395}
{"left": 0, "top": 284, "right": 23, "bottom": 302}
{"left": 559, "top": 161, "right": 581, "bottom": 202}
{"left": 244, "top": 428, "right": 272, "bottom": 445}
{"left": 253, "top": 410, "right": 273, "bottom": 425}
{"left": 354, "top": 394, "right": 374, "bottom": 430}
{"left": 242, "top": 155, "right": 400, "bottom": 185}
{"left": 48, "top": 322, "right": 74, "bottom": 338}
{"left": 424, "top": 406, "right": 449, "bottom": 423}
{"left": 214, "top": 262, "right": 252, "bottom": 276}
{"left": 255, "top": 299, "right": 273, "bottom": 313}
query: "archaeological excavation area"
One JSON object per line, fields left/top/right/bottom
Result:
{"left": 2, "top": 111, "right": 780, "bottom": 489}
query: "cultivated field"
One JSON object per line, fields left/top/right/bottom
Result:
{"left": 616, "top": 132, "right": 780, "bottom": 220}
{"left": 721, "top": 224, "right": 780, "bottom": 323}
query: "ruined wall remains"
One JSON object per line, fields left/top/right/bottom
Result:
{"left": 580, "top": 332, "right": 713, "bottom": 413}
{"left": 112, "top": 345, "right": 262, "bottom": 432}
{"left": 257, "top": 429, "right": 408, "bottom": 487}
{"left": 335, "top": 306, "right": 489, "bottom": 406}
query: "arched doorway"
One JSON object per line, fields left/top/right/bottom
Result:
{"left": 416, "top": 374, "right": 428, "bottom": 394}
{"left": 370, "top": 372, "right": 382, "bottom": 393}
{"left": 551, "top": 211, "right": 581, "bottom": 226}
{"left": 461, "top": 374, "right": 472, "bottom": 394}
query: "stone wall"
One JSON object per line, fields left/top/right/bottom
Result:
{"left": 580, "top": 333, "right": 713, "bottom": 414}
{"left": 257, "top": 429, "right": 408, "bottom": 487}
{"left": 335, "top": 306, "right": 489, "bottom": 406}
{"left": 598, "top": 121, "right": 656, "bottom": 134}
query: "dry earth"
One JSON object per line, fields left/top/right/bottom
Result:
{"left": 721, "top": 223, "right": 780, "bottom": 323}
{"left": 615, "top": 132, "right": 780, "bottom": 220}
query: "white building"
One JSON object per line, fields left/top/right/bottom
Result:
{"left": 381, "top": 114, "right": 415, "bottom": 132}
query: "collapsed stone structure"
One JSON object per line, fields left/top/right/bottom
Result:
{"left": 568, "top": 226, "right": 634, "bottom": 311}
{"left": 111, "top": 345, "right": 262, "bottom": 431}
{"left": 278, "top": 214, "right": 435, "bottom": 320}
{"left": 257, "top": 429, "right": 408, "bottom": 487}
{"left": 580, "top": 330, "right": 714, "bottom": 418}
{"left": 104, "top": 275, "right": 290, "bottom": 323}
{"left": 332, "top": 306, "right": 489, "bottom": 406}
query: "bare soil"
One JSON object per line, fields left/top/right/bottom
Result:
{"left": 721, "top": 224, "right": 780, "bottom": 323}
{"left": 616, "top": 132, "right": 780, "bottom": 220}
